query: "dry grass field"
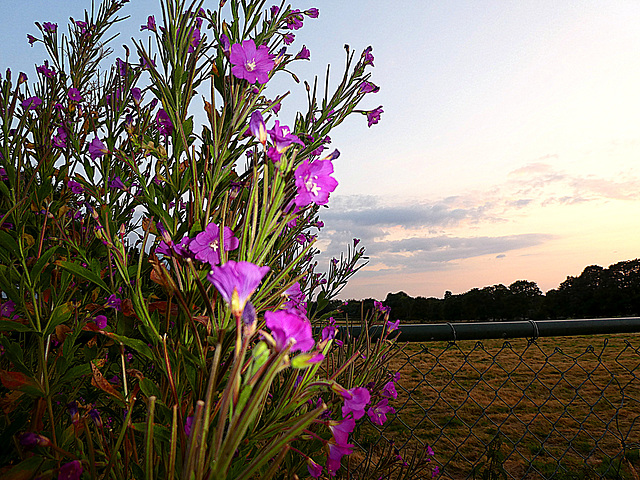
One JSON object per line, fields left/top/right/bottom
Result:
{"left": 359, "top": 333, "right": 640, "bottom": 479}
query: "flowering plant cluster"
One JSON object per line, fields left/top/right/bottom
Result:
{"left": 0, "top": 1, "right": 438, "bottom": 479}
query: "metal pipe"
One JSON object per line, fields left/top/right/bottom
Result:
{"left": 335, "top": 317, "right": 640, "bottom": 342}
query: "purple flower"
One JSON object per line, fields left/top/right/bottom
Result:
{"left": 305, "top": 8, "right": 319, "bottom": 18}
{"left": 67, "top": 180, "right": 84, "bottom": 194}
{"left": 427, "top": 445, "right": 435, "bottom": 456}
{"left": 268, "top": 121, "right": 304, "bottom": 152}
{"left": 382, "top": 381, "right": 398, "bottom": 400}
{"left": 89, "top": 137, "right": 108, "bottom": 161}
{"left": 36, "top": 60, "right": 55, "bottom": 78}
{"left": 157, "top": 235, "right": 192, "bottom": 258}
{"left": 322, "top": 323, "right": 336, "bottom": 341}
{"left": 359, "top": 81, "right": 379, "bottom": 94}
{"left": 340, "top": 386, "right": 370, "bottom": 420}
{"left": 267, "top": 147, "right": 282, "bottom": 164}
{"left": 307, "top": 458, "right": 323, "bottom": 478}
{"left": 362, "top": 46, "right": 374, "bottom": 67}
{"left": 432, "top": 465, "right": 440, "bottom": 478}
{"left": 106, "top": 294, "right": 122, "bottom": 311}
{"left": 207, "top": 260, "right": 270, "bottom": 317}
{"left": 283, "top": 33, "right": 294, "bottom": 45}
{"left": 58, "top": 460, "right": 82, "bottom": 480}
{"left": 43, "top": 22, "right": 58, "bottom": 33}
{"left": 116, "top": 58, "right": 128, "bottom": 76}
{"left": 141, "top": 15, "right": 156, "bottom": 32}
{"left": 20, "top": 432, "right": 51, "bottom": 449}
{"left": 21, "top": 96, "right": 42, "bottom": 111}
{"left": 367, "top": 398, "right": 395, "bottom": 426}
{"left": 249, "top": 111, "right": 267, "bottom": 145}
{"left": 108, "top": 176, "right": 126, "bottom": 190}
{"left": 286, "top": 9, "right": 304, "bottom": 30}
{"left": 219, "top": 34, "right": 230, "bottom": 54}
{"left": 156, "top": 109, "right": 173, "bottom": 136}
{"left": 52, "top": 127, "right": 67, "bottom": 148}
{"left": 229, "top": 39, "right": 274, "bottom": 84}
{"left": 18, "top": 72, "right": 27, "bottom": 84}
{"left": 189, "top": 223, "right": 239, "bottom": 265}
{"left": 88, "top": 408, "right": 102, "bottom": 427}
{"left": 295, "top": 45, "right": 310, "bottom": 60}
{"left": 27, "top": 34, "right": 37, "bottom": 46}
{"left": 283, "top": 282, "right": 307, "bottom": 314}
{"left": 270, "top": 5, "right": 280, "bottom": 16}
{"left": 68, "top": 87, "right": 82, "bottom": 102}
{"left": 188, "top": 28, "right": 201, "bottom": 53}
{"left": 67, "top": 401, "right": 79, "bottom": 423}
{"left": 94, "top": 315, "right": 107, "bottom": 329}
{"left": 387, "top": 319, "right": 400, "bottom": 332}
{"left": 366, "top": 106, "right": 383, "bottom": 127}
{"left": 264, "top": 309, "right": 314, "bottom": 353}
{"left": 293, "top": 158, "right": 338, "bottom": 207}
{"left": 131, "top": 87, "right": 142, "bottom": 106}
{"left": 185, "top": 415, "right": 193, "bottom": 436}
{"left": 0, "top": 300, "right": 16, "bottom": 318}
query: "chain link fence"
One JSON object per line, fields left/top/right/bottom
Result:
{"left": 352, "top": 320, "right": 640, "bottom": 479}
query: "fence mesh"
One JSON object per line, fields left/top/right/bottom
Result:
{"left": 354, "top": 333, "right": 640, "bottom": 479}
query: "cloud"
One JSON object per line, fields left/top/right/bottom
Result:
{"left": 360, "top": 233, "right": 553, "bottom": 273}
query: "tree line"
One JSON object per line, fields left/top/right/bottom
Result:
{"left": 330, "top": 259, "right": 640, "bottom": 322}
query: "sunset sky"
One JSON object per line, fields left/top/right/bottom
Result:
{"left": 2, "top": 1, "right": 640, "bottom": 300}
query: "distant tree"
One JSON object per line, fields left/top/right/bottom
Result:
{"left": 508, "top": 280, "right": 543, "bottom": 319}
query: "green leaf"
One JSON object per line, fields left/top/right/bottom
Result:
{"left": 58, "top": 260, "right": 110, "bottom": 292}
{"left": 43, "top": 303, "right": 72, "bottom": 337}
{"left": 31, "top": 246, "right": 59, "bottom": 285}
{"left": 0, "top": 230, "right": 20, "bottom": 259}
{"left": 59, "top": 363, "right": 91, "bottom": 384}
{"left": 106, "top": 333, "right": 155, "bottom": 361}
{"left": 0, "top": 320, "right": 33, "bottom": 333}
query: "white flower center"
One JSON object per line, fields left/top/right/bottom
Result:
{"left": 245, "top": 59, "right": 256, "bottom": 71}
{"left": 305, "top": 175, "right": 321, "bottom": 196}
{"left": 209, "top": 240, "right": 219, "bottom": 251}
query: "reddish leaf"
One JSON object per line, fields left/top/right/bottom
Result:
{"left": 90, "top": 362, "right": 125, "bottom": 402}
{"left": 0, "top": 371, "right": 34, "bottom": 390}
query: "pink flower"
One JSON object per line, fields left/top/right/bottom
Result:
{"left": 293, "top": 158, "right": 338, "bottom": 207}
{"left": 207, "top": 261, "right": 270, "bottom": 317}
{"left": 295, "top": 45, "right": 310, "bottom": 60}
{"left": 366, "top": 106, "right": 383, "bottom": 127}
{"left": 189, "top": 223, "right": 239, "bottom": 265}
{"left": 327, "top": 417, "right": 355, "bottom": 475}
{"left": 307, "top": 458, "right": 323, "bottom": 478}
{"left": 340, "top": 386, "right": 370, "bottom": 420}
{"left": 268, "top": 120, "right": 304, "bottom": 152}
{"left": 230, "top": 39, "right": 274, "bottom": 84}
{"left": 367, "top": 398, "right": 395, "bottom": 426}
{"left": 264, "top": 309, "right": 314, "bottom": 353}
{"left": 382, "top": 381, "right": 398, "bottom": 399}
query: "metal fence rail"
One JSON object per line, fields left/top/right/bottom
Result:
{"left": 351, "top": 319, "right": 640, "bottom": 479}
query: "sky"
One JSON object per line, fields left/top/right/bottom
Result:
{"left": 2, "top": 1, "right": 640, "bottom": 300}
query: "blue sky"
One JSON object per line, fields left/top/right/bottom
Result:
{"left": 3, "top": 1, "right": 640, "bottom": 299}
